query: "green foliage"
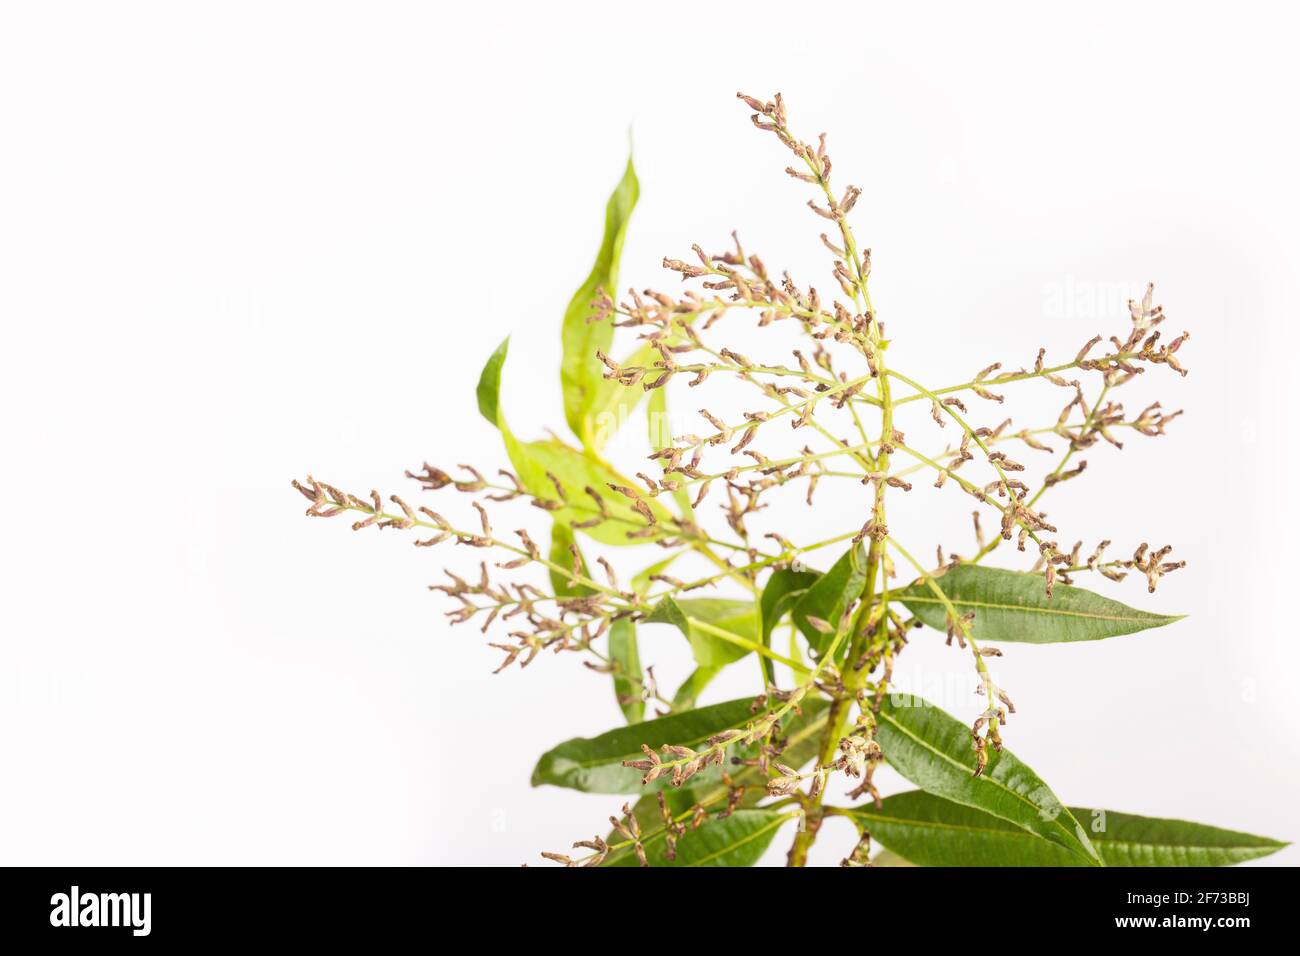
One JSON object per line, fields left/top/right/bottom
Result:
{"left": 670, "top": 665, "right": 721, "bottom": 710}
{"left": 791, "top": 544, "right": 867, "bottom": 658}
{"left": 759, "top": 567, "right": 818, "bottom": 685}
{"left": 646, "top": 595, "right": 759, "bottom": 669}
{"left": 897, "top": 564, "right": 1182, "bottom": 644}
{"left": 600, "top": 699, "right": 833, "bottom": 866}
{"left": 875, "top": 693, "right": 1099, "bottom": 863}
{"left": 297, "top": 92, "right": 1281, "bottom": 870}
{"left": 476, "top": 337, "right": 671, "bottom": 546}
{"left": 604, "top": 809, "right": 790, "bottom": 867}
{"left": 560, "top": 155, "right": 639, "bottom": 450}
{"left": 609, "top": 618, "right": 644, "bottom": 724}
{"left": 548, "top": 521, "right": 592, "bottom": 597}
{"left": 533, "top": 696, "right": 778, "bottom": 794}
{"left": 849, "top": 791, "right": 1287, "bottom": 867}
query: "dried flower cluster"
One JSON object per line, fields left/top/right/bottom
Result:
{"left": 292, "top": 93, "right": 1283, "bottom": 869}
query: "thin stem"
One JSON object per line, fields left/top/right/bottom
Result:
{"left": 890, "top": 352, "right": 1140, "bottom": 406}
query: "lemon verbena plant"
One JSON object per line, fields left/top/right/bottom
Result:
{"left": 292, "top": 93, "right": 1284, "bottom": 868}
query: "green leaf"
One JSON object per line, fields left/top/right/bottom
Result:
{"left": 589, "top": 325, "right": 699, "bottom": 453}
{"left": 561, "top": 154, "right": 639, "bottom": 449}
{"left": 631, "top": 552, "right": 681, "bottom": 596}
{"left": 871, "top": 849, "right": 917, "bottom": 867}
{"left": 476, "top": 336, "right": 509, "bottom": 426}
{"left": 532, "top": 695, "right": 782, "bottom": 794}
{"left": 614, "top": 698, "right": 832, "bottom": 827}
{"left": 896, "top": 564, "right": 1182, "bottom": 644}
{"left": 759, "top": 567, "right": 818, "bottom": 685}
{"left": 600, "top": 698, "right": 831, "bottom": 864}
{"left": 603, "top": 809, "right": 790, "bottom": 867}
{"left": 792, "top": 544, "right": 868, "bottom": 658}
{"left": 875, "top": 693, "right": 1099, "bottom": 863}
{"left": 1074, "top": 808, "right": 1288, "bottom": 867}
{"left": 849, "top": 790, "right": 1287, "bottom": 867}
{"left": 548, "top": 521, "right": 592, "bottom": 597}
{"left": 476, "top": 338, "right": 670, "bottom": 546}
{"left": 645, "top": 595, "right": 758, "bottom": 669}
{"left": 647, "top": 386, "right": 695, "bottom": 519}
{"left": 513, "top": 438, "right": 672, "bottom": 546}
{"left": 609, "top": 618, "right": 644, "bottom": 724}
{"left": 671, "top": 665, "right": 721, "bottom": 710}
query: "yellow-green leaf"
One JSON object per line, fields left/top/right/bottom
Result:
{"left": 548, "top": 521, "right": 592, "bottom": 597}
{"left": 609, "top": 618, "right": 644, "bottom": 724}
{"left": 671, "top": 665, "right": 721, "bottom": 710}
{"left": 645, "top": 595, "right": 758, "bottom": 669}
{"left": 561, "top": 155, "right": 638, "bottom": 449}
{"left": 476, "top": 337, "right": 670, "bottom": 546}
{"left": 647, "top": 385, "right": 695, "bottom": 519}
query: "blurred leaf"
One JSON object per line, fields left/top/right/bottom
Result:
{"left": 548, "top": 521, "right": 592, "bottom": 597}
{"left": 870, "top": 849, "right": 917, "bottom": 867}
{"left": 645, "top": 595, "right": 758, "bottom": 669}
{"left": 603, "top": 809, "right": 790, "bottom": 867}
{"left": 532, "top": 696, "right": 771, "bottom": 794}
{"left": 849, "top": 790, "right": 1287, "bottom": 867}
{"left": 561, "top": 154, "right": 639, "bottom": 449}
{"left": 896, "top": 564, "right": 1182, "bottom": 644}
{"left": 514, "top": 439, "right": 671, "bottom": 546}
{"left": 647, "top": 386, "right": 694, "bottom": 518}
{"left": 792, "top": 544, "right": 868, "bottom": 659}
{"left": 671, "top": 665, "right": 721, "bottom": 710}
{"left": 476, "top": 336, "right": 508, "bottom": 426}
{"left": 875, "top": 693, "right": 1099, "bottom": 864}
{"left": 588, "top": 340, "right": 657, "bottom": 452}
{"left": 609, "top": 618, "right": 644, "bottom": 724}
{"left": 631, "top": 552, "right": 681, "bottom": 596}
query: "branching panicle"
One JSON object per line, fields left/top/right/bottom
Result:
{"left": 289, "top": 92, "right": 1222, "bottom": 869}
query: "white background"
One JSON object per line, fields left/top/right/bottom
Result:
{"left": 2, "top": 1, "right": 1296, "bottom": 866}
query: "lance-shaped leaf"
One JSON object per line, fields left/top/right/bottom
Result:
{"left": 609, "top": 618, "right": 644, "bottom": 724}
{"left": 792, "top": 544, "right": 867, "bottom": 658}
{"left": 588, "top": 340, "right": 656, "bottom": 452}
{"left": 601, "top": 698, "right": 831, "bottom": 864}
{"left": 759, "top": 567, "right": 818, "bottom": 684}
{"left": 548, "top": 521, "right": 592, "bottom": 597}
{"left": 875, "top": 693, "right": 1100, "bottom": 863}
{"left": 1074, "top": 808, "right": 1287, "bottom": 866}
{"left": 589, "top": 324, "right": 700, "bottom": 455}
{"left": 645, "top": 595, "right": 759, "bottom": 669}
{"left": 561, "top": 154, "right": 639, "bottom": 450}
{"left": 630, "top": 552, "right": 681, "bottom": 596}
{"left": 647, "top": 386, "right": 695, "bottom": 519}
{"left": 671, "top": 665, "right": 721, "bottom": 710}
{"left": 896, "top": 564, "right": 1182, "bottom": 644}
{"left": 476, "top": 336, "right": 509, "bottom": 426}
{"left": 849, "top": 790, "right": 1287, "bottom": 867}
{"left": 603, "top": 808, "right": 791, "bottom": 867}
{"left": 477, "top": 338, "right": 670, "bottom": 546}
{"left": 533, "top": 695, "right": 778, "bottom": 794}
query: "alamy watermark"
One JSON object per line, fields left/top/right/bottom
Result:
{"left": 49, "top": 885, "right": 151, "bottom": 936}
